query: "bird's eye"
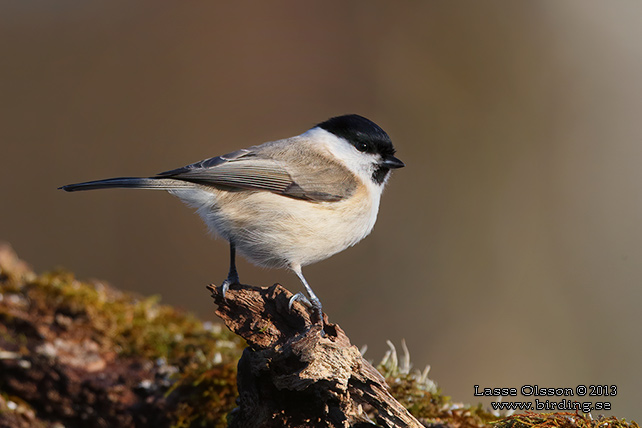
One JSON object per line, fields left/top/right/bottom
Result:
{"left": 355, "top": 142, "right": 368, "bottom": 152}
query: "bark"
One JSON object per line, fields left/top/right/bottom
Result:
{"left": 210, "top": 282, "right": 424, "bottom": 428}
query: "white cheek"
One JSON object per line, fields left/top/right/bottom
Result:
{"left": 301, "top": 127, "right": 379, "bottom": 186}
{"left": 300, "top": 129, "right": 386, "bottom": 229}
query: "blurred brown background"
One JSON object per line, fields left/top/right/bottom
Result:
{"left": 2, "top": 1, "right": 641, "bottom": 419}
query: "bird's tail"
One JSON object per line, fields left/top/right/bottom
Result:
{"left": 59, "top": 177, "right": 194, "bottom": 192}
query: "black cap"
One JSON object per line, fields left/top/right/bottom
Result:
{"left": 317, "top": 114, "right": 403, "bottom": 184}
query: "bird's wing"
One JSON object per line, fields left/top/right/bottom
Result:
{"left": 157, "top": 141, "right": 356, "bottom": 202}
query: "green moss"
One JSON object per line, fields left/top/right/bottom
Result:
{"left": 374, "top": 340, "right": 498, "bottom": 427}
{"left": 382, "top": 371, "right": 496, "bottom": 426}
{"left": 168, "top": 361, "right": 238, "bottom": 428}
{"left": 0, "top": 392, "right": 44, "bottom": 428}
{"left": 24, "top": 269, "right": 243, "bottom": 361}
{"left": 1, "top": 264, "right": 245, "bottom": 427}
{"left": 2, "top": 250, "right": 640, "bottom": 428}
{"left": 491, "top": 412, "right": 640, "bottom": 428}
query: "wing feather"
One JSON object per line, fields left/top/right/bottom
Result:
{"left": 157, "top": 141, "right": 355, "bottom": 202}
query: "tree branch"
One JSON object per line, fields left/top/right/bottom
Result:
{"left": 209, "top": 282, "right": 424, "bottom": 428}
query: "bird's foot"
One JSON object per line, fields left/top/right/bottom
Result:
{"left": 288, "top": 293, "right": 324, "bottom": 334}
{"left": 220, "top": 275, "right": 240, "bottom": 299}
{"left": 288, "top": 292, "right": 313, "bottom": 310}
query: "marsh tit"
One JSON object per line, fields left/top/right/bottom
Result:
{"left": 60, "top": 114, "right": 404, "bottom": 324}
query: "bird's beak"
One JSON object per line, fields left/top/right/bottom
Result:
{"left": 381, "top": 155, "right": 405, "bottom": 169}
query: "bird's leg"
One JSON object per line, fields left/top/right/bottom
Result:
{"left": 288, "top": 264, "right": 324, "bottom": 326}
{"left": 221, "top": 241, "right": 240, "bottom": 298}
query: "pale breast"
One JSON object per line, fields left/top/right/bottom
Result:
{"left": 177, "top": 182, "right": 377, "bottom": 269}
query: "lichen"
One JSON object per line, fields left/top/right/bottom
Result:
{"left": 376, "top": 340, "right": 497, "bottom": 427}
{"left": 375, "top": 342, "right": 640, "bottom": 428}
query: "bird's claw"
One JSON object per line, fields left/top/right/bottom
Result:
{"left": 288, "top": 292, "right": 313, "bottom": 311}
{"left": 289, "top": 292, "right": 324, "bottom": 332}
{"left": 220, "top": 276, "right": 240, "bottom": 299}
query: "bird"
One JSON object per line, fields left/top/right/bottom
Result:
{"left": 60, "top": 114, "right": 404, "bottom": 325}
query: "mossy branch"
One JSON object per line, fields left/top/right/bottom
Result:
{"left": 0, "top": 242, "right": 639, "bottom": 428}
